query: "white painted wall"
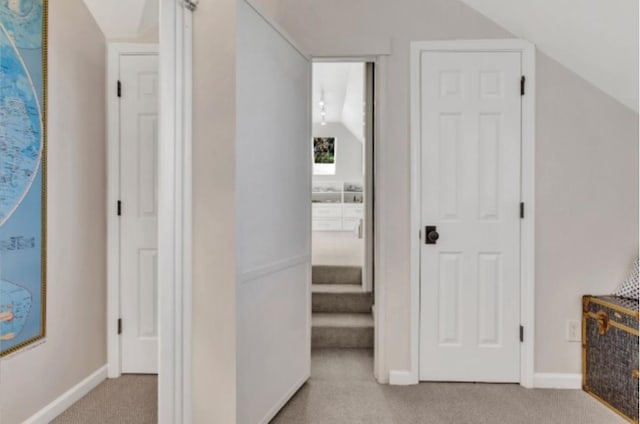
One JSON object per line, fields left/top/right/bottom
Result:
{"left": 534, "top": 52, "right": 638, "bottom": 373}
{"left": 236, "top": 2, "right": 311, "bottom": 422}
{"left": 457, "top": 0, "right": 639, "bottom": 112}
{"left": 312, "top": 63, "right": 350, "bottom": 124}
{"left": 192, "top": 0, "right": 237, "bottom": 421}
{"left": 252, "top": 0, "right": 639, "bottom": 379}
{"left": 313, "top": 122, "right": 363, "bottom": 183}
{"left": 0, "top": 0, "right": 107, "bottom": 422}
{"left": 312, "top": 63, "right": 365, "bottom": 141}
{"left": 82, "top": 0, "right": 158, "bottom": 40}
{"left": 341, "top": 64, "right": 365, "bottom": 142}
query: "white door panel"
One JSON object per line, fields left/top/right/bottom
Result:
{"left": 236, "top": 2, "right": 311, "bottom": 422}
{"left": 419, "top": 51, "right": 521, "bottom": 382}
{"left": 120, "top": 54, "right": 159, "bottom": 374}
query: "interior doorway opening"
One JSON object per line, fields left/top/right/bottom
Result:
{"left": 310, "top": 59, "right": 376, "bottom": 366}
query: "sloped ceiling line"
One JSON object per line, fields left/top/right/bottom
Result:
{"left": 82, "top": 0, "right": 158, "bottom": 40}
{"left": 458, "top": 0, "right": 638, "bottom": 112}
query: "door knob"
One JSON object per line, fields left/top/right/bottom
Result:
{"left": 425, "top": 226, "right": 439, "bottom": 245}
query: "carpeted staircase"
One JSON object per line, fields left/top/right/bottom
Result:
{"left": 311, "top": 265, "right": 373, "bottom": 348}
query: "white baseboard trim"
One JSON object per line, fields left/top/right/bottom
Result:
{"left": 533, "top": 373, "right": 582, "bottom": 389}
{"left": 24, "top": 365, "right": 108, "bottom": 424}
{"left": 389, "top": 370, "right": 418, "bottom": 386}
{"left": 259, "top": 373, "right": 309, "bottom": 424}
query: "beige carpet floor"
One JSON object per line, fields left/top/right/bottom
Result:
{"left": 53, "top": 349, "right": 626, "bottom": 424}
{"left": 272, "top": 349, "right": 626, "bottom": 424}
{"left": 52, "top": 374, "right": 157, "bottom": 424}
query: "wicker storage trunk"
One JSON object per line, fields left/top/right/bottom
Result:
{"left": 582, "top": 295, "right": 639, "bottom": 423}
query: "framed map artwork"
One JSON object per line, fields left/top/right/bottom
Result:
{"left": 0, "top": 0, "right": 47, "bottom": 357}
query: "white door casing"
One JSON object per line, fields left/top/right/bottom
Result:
{"left": 108, "top": 1, "right": 194, "bottom": 420}
{"left": 418, "top": 51, "right": 522, "bottom": 382}
{"left": 120, "top": 53, "right": 160, "bottom": 374}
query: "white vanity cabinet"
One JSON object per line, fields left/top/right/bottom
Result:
{"left": 312, "top": 181, "right": 364, "bottom": 232}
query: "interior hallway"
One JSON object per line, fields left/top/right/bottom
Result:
{"left": 52, "top": 349, "right": 624, "bottom": 424}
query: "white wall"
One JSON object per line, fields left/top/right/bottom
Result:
{"left": 534, "top": 52, "right": 639, "bottom": 373}
{"left": 341, "top": 64, "right": 365, "bottom": 142}
{"left": 82, "top": 0, "right": 157, "bottom": 40}
{"left": 457, "top": 0, "right": 639, "bottom": 112}
{"left": 253, "top": 0, "right": 639, "bottom": 378}
{"left": 192, "top": 0, "right": 238, "bottom": 422}
{"left": 313, "top": 122, "right": 363, "bottom": 183}
{"left": 0, "top": 0, "right": 107, "bottom": 422}
{"left": 236, "top": 1, "right": 311, "bottom": 423}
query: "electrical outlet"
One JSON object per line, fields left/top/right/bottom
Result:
{"left": 567, "top": 320, "right": 581, "bottom": 342}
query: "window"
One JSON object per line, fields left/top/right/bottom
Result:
{"left": 313, "top": 137, "right": 336, "bottom": 175}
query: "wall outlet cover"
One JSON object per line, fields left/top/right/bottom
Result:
{"left": 566, "top": 320, "right": 581, "bottom": 342}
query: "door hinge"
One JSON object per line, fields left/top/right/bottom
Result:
{"left": 117, "top": 200, "right": 122, "bottom": 216}
{"left": 520, "top": 76, "right": 526, "bottom": 96}
{"left": 520, "top": 202, "right": 525, "bottom": 219}
{"left": 118, "top": 318, "right": 122, "bottom": 335}
{"left": 419, "top": 229, "right": 422, "bottom": 240}
{"left": 181, "top": 0, "right": 199, "bottom": 11}
{"left": 117, "top": 80, "right": 122, "bottom": 98}
{"left": 520, "top": 325, "right": 524, "bottom": 342}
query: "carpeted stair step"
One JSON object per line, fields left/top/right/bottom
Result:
{"left": 312, "top": 284, "right": 372, "bottom": 313}
{"left": 312, "top": 265, "right": 362, "bottom": 285}
{"left": 312, "top": 313, "right": 373, "bottom": 348}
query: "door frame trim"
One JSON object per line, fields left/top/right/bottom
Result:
{"left": 158, "top": 1, "right": 194, "bottom": 422}
{"left": 311, "top": 56, "right": 376, "bottom": 295}
{"left": 106, "top": 1, "right": 195, "bottom": 422}
{"left": 408, "top": 39, "right": 536, "bottom": 387}
{"left": 106, "top": 42, "right": 159, "bottom": 381}
{"left": 311, "top": 55, "right": 388, "bottom": 383}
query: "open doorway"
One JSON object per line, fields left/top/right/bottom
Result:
{"left": 310, "top": 60, "right": 376, "bottom": 357}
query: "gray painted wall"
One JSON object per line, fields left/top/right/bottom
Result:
{"left": 253, "top": 0, "right": 639, "bottom": 377}
{"left": 0, "top": 0, "right": 107, "bottom": 421}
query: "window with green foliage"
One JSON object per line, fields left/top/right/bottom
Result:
{"left": 314, "top": 137, "right": 335, "bottom": 164}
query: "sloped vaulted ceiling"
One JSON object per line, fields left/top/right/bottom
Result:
{"left": 458, "top": 0, "right": 639, "bottom": 112}
{"left": 84, "top": 0, "right": 637, "bottom": 112}
{"left": 82, "top": 0, "right": 158, "bottom": 40}
{"left": 312, "top": 63, "right": 365, "bottom": 142}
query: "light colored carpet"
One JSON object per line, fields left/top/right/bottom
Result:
{"left": 271, "top": 349, "right": 626, "bottom": 424}
{"left": 52, "top": 374, "right": 157, "bottom": 424}
{"left": 312, "top": 232, "right": 363, "bottom": 267}
{"left": 53, "top": 350, "right": 626, "bottom": 424}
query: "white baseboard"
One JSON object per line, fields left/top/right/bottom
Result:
{"left": 389, "top": 370, "right": 418, "bottom": 386}
{"left": 533, "top": 373, "right": 582, "bottom": 389}
{"left": 24, "top": 365, "right": 108, "bottom": 424}
{"left": 258, "top": 373, "right": 309, "bottom": 424}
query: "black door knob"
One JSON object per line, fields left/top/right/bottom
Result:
{"left": 425, "top": 226, "right": 439, "bottom": 244}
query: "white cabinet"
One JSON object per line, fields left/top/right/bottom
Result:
{"left": 312, "top": 181, "right": 364, "bottom": 232}
{"left": 312, "top": 219, "right": 343, "bottom": 231}
{"left": 342, "top": 218, "right": 361, "bottom": 231}
{"left": 342, "top": 204, "right": 364, "bottom": 218}
{"left": 312, "top": 204, "right": 342, "bottom": 218}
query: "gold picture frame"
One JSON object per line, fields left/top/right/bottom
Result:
{"left": 0, "top": 0, "right": 48, "bottom": 357}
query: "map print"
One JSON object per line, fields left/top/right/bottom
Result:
{"left": 0, "top": 22, "right": 42, "bottom": 226}
{"left": 0, "top": 279, "right": 32, "bottom": 341}
{"left": 0, "top": 0, "right": 45, "bottom": 356}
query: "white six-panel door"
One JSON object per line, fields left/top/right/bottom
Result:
{"left": 419, "top": 51, "right": 522, "bottom": 382}
{"left": 120, "top": 53, "right": 160, "bottom": 374}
